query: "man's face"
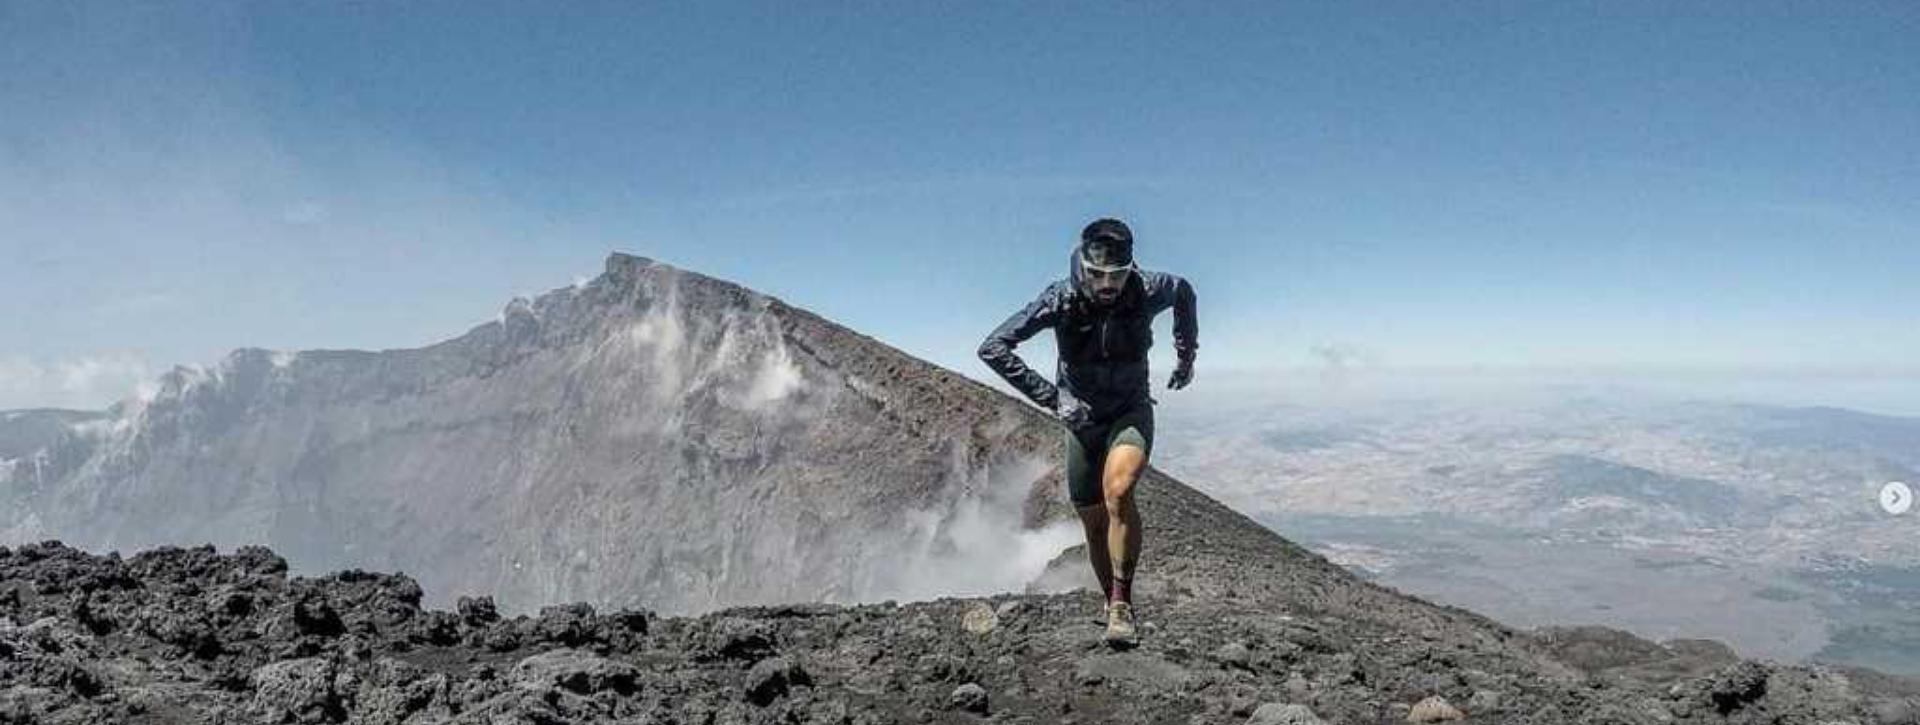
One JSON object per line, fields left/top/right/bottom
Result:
{"left": 1081, "top": 257, "right": 1132, "bottom": 305}
{"left": 1079, "top": 239, "right": 1133, "bottom": 305}
{"left": 1087, "top": 267, "right": 1128, "bottom": 304}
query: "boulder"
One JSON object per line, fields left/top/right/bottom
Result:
{"left": 949, "top": 682, "right": 990, "bottom": 714}
{"left": 1247, "top": 702, "right": 1326, "bottom": 725}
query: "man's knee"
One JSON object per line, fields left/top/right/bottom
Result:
{"left": 1102, "top": 445, "right": 1146, "bottom": 503}
{"left": 1103, "top": 485, "right": 1135, "bottom": 517}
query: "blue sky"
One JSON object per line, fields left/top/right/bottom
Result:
{"left": 3, "top": 2, "right": 1917, "bottom": 410}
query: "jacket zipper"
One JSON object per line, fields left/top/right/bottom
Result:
{"left": 1099, "top": 315, "right": 1109, "bottom": 359}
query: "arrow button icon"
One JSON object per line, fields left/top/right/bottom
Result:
{"left": 1883, "top": 482, "right": 1913, "bottom": 515}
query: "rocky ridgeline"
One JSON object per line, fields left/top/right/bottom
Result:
{"left": 4, "top": 542, "right": 1911, "bottom": 725}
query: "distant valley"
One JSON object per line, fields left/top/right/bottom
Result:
{"left": 1154, "top": 390, "right": 1920, "bottom": 675}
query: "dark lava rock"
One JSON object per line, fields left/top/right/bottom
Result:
{"left": 455, "top": 595, "right": 498, "bottom": 627}
{"left": 292, "top": 593, "right": 345, "bottom": 638}
{"left": 743, "top": 655, "right": 810, "bottom": 705}
{"left": 411, "top": 610, "right": 460, "bottom": 646}
{"left": 0, "top": 543, "right": 1912, "bottom": 724}
{"left": 1214, "top": 641, "right": 1253, "bottom": 671}
{"left": 1708, "top": 661, "right": 1770, "bottom": 715}
{"left": 698, "top": 617, "right": 778, "bottom": 663}
{"left": 608, "top": 607, "right": 650, "bottom": 636}
{"left": 534, "top": 602, "right": 595, "bottom": 646}
{"left": 511, "top": 648, "right": 639, "bottom": 696}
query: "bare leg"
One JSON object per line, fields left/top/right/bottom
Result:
{"left": 1075, "top": 503, "right": 1113, "bottom": 597}
{"left": 1102, "top": 444, "right": 1147, "bottom": 602}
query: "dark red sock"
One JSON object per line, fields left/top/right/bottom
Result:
{"left": 1109, "top": 577, "right": 1132, "bottom": 605}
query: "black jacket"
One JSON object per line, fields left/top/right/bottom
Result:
{"left": 978, "top": 252, "right": 1198, "bottom": 419}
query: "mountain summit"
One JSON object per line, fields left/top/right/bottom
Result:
{"left": 2, "top": 253, "right": 1911, "bottom": 723}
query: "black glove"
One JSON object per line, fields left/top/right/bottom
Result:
{"left": 1168, "top": 357, "right": 1194, "bottom": 390}
{"left": 1054, "top": 394, "right": 1092, "bottom": 429}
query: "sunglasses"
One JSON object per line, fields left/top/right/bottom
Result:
{"left": 1081, "top": 259, "right": 1136, "bottom": 283}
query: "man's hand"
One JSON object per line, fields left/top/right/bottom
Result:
{"left": 1168, "top": 358, "right": 1195, "bottom": 390}
{"left": 1055, "top": 395, "right": 1092, "bottom": 429}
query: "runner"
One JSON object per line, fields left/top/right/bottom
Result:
{"left": 977, "top": 218, "right": 1199, "bottom": 644}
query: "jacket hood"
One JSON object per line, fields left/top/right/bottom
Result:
{"left": 1067, "top": 248, "right": 1085, "bottom": 293}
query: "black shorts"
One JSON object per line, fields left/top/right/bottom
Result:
{"left": 1063, "top": 404, "right": 1154, "bottom": 508}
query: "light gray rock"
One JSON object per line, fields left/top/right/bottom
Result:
{"left": 1246, "top": 702, "right": 1326, "bottom": 725}
{"left": 950, "top": 682, "right": 989, "bottom": 714}
{"left": 1407, "top": 695, "right": 1465, "bottom": 722}
{"left": 961, "top": 602, "right": 999, "bottom": 635}
{"left": 249, "top": 657, "right": 339, "bottom": 723}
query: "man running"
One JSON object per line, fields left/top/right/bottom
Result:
{"left": 977, "top": 218, "right": 1198, "bottom": 643}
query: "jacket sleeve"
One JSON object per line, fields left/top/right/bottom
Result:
{"left": 977, "top": 286, "right": 1063, "bottom": 410}
{"left": 1144, "top": 272, "right": 1199, "bottom": 362}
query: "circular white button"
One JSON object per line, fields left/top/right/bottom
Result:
{"left": 1882, "top": 481, "right": 1913, "bottom": 515}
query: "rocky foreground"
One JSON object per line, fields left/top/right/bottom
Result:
{"left": 5, "top": 542, "right": 1916, "bottom": 725}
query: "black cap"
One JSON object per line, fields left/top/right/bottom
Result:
{"left": 1079, "top": 218, "right": 1134, "bottom": 266}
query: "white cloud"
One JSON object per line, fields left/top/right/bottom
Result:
{"left": 0, "top": 353, "right": 154, "bottom": 410}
